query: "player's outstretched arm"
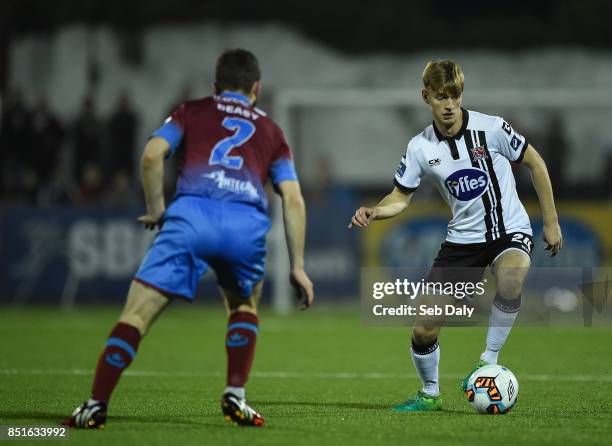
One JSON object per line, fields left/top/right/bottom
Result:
{"left": 521, "top": 144, "right": 563, "bottom": 256}
{"left": 277, "top": 180, "right": 314, "bottom": 310}
{"left": 138, "top": 137, "right": 170, "bottom": 230}
{"left": 348, "top": 187, "right": 413, "bottom": 229}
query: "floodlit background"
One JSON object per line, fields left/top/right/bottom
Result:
{"left": 1, "top": 1, "right": 611, "bottom": 309}
{"left": 2, "top": 3, "right": 612, "bottom": 445}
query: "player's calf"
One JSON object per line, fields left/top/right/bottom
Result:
{"left": 495, "top": 275, "right": 523, "bottom": 302}
{"left": 221, "top": 284, "right": 261, "bottom": 412}
{"left": 119, "top": 280, "right": 171, "bottom": 335}
{"left": 493, "top": 249, "right": 530, "bottom": 300}
{"left": 61, "top": 281, "right": 170, "bottom": 428}
{"left": 411, "top": 337, "right": 441, "bottom": 397}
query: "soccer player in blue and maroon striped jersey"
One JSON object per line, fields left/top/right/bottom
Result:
{"left": 63, "top": 49, "right": 314, "bottom": 428}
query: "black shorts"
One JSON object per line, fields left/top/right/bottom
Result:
{"left": 427, "top": 232, "right": 533, "bottom": 286}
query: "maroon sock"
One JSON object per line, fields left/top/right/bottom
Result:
{"left": 226, "top": 312, "right": 259, "bottom": 388}
{"left": 91, "top": 322, "right": 141, "bottom": 402}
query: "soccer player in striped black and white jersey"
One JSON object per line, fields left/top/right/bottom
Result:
{"left": 349, "top": 60, "right": 562, "bottom": 412}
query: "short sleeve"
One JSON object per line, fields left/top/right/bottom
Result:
{"left": 269, "top": 128, "right": 298, "bottom": 185}
{"left": 491, "top": 117, "right": 529, "bottom": 163}
{"left": 393, "top": 142, "right": 423, "bottom": 193}
{"left": 151, "top": 104, "right": 186, "bottom": 159}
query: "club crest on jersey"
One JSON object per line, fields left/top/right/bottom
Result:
{"left": 470, "top": 146, "right": 487, "bottom": 161}
{"left": 445, "top": 168, "right": 489, "bottom": 201}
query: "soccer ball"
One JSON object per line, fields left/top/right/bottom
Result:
{"left": 465, "top": 364, "right": 519, "bottom": 414}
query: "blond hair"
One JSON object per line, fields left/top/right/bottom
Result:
{"left": 422, "top": 60, "right": 464, "bottom": 96}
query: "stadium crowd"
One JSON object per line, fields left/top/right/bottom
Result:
{"left": 1, "top": 87, "right": 143, "bottom": 208}
{"left": 2, "top": 86, "right": 610, "bottom": 207}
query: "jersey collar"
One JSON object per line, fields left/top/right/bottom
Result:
{"left": 219, "top": 91, "right": 252, "bottom": 106}
{"left": 433, "top": 108, "right": 469, "bottom": 141}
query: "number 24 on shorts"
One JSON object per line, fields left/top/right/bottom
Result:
{"left": 511, "top": 233, "right": 532, "bottom": 253}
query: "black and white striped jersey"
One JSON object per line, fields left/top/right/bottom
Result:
{"left": 394, "top": 108, "right": 532, "bottom": 244}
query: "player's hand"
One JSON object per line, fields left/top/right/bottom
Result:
{"left": 137, "top": 211, "right": 165, "bottom": 230}
{"left": 348, "top": 207, "right": 379, "bottom": 229}
{"left": 542, "top": 221, "right": 562, "bottom": 257}
{"left": 290, "top": 268, "right": 314, "bottom": 311}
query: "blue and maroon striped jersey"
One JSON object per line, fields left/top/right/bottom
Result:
{"left": 152, "top": 91, "right": 297, "bottom": 212}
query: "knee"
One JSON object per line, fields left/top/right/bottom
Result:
{"left": 412, "top": 325, "right": 439, "bottom": 347}
{"left": 119, "top": 281, "right": 170, "bottom": 336}
{"left": 496, "top": 277, "right": 523, "bottom": 300}
{"left": 119, "top": 298, "right": 165, "bottom": 336}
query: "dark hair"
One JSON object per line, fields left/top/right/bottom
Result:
{"left": 215, "top": 49, "right": 261, "bottom": 94}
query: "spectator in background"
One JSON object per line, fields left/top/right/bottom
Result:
{"left": 304, "top": 155, "right": 358, "bottom": 242}
{"left": 166, "top": 82, "right": 193, "bottom": 116}
{"left": 302, "top": 155, "right": 359, "bottom": 297}
{"left": 77, "top": 163, "right": 105, "bottom": 206}
{"left": 105, "top": 170, "right": 139, "bottom": 209}
{"left": 30, "top": 96, "right": 65, "bottom": 184}
{"left": 542, "top": 115, "right": 567, "bottom": 198}
{"left": 73, "top": 95, "right": 103, "bottom": 185}
{"left": 108, "top": 91, "right": 138, "bottom": 178}
{"left": 37, "top": 166, "right": 75, "bottom": 206}
{"left": 1, "top": 87, "right": 31, "bottom": 153}
{"left": 1, "top": 87, "right": 32, "bottom": 200}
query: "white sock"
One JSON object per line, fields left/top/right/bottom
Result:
{"left": 224, "top": 386, "right": 245, "bottom": 399}
{"left": 411, "top": 341, "right": 440, "bottom": 397}
{"left": 481, "top": 298, "right": 520, "bottom": 364}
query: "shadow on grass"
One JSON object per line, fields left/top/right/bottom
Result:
{"left": 0, "top": 411, "right": 231, "bottom": 430}
{"left": 256, "top": 400, "right": 467, "bottom": 414}
{"left": 0, "top": 411, "right": 66, "bottom": 422}
{"left": 112, "top": 414, "right": 203, "bottom": 426}
{"left": 257, "top": 400, "right": 388, "bottom": 410}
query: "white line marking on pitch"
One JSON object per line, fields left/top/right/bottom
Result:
{"left": 1, "top": 368, "right": 611, "bottom": 382}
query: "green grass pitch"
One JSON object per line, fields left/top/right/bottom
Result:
{"left": 1, "top": 305, "right": 611, "bottom": 445}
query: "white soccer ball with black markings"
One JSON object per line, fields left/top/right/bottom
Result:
{"left": 465, "top": 364, "right": 519, "bottom": 414}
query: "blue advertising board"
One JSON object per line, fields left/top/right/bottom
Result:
{"left": 1, "top": 205, "right": 360, "bottom": 304}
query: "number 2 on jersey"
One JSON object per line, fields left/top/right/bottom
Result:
{"left": 209, "top": 117, "right": 255, "bottom": 170}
